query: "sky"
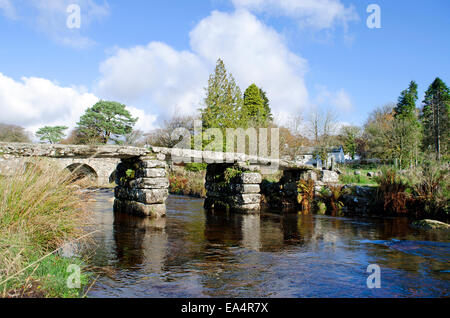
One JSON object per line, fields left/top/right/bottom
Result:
{"left": 0, "top": 0, "right": 449, "bottom": 135}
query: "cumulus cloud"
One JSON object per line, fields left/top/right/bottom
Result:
{"left": 97, "top": 42, "right": 209, "bottom": 118}
{"left": 96, "top": 9, "right": 309, "bottom": 123}
{"left": 231, "top": 0, "right": 359, "bottom": 30}
{"left": 0, "top": 73, "right": 155, "bottom": 135}
{"left": 0, "top": 73, "right": 98, "bottom": 133}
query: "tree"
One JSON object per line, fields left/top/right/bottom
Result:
{"left": 0, "top": 123, "right": 31, "bottom": 143}
{"left": 259, "top": 89, "right": 273, "bottom": 123}
{"left": 392, "top": 81, "right": 422, "bottom": 167}
{"left": 339, "top": 125, "right": 361, "bottom": 159}
{"left": 201, "top": 59, "right": 243, "bottom": 130}
{"left": 421, "top": 77, "right": 450, "bottom": 159}
{"left": 76, "top": 101, "right": 138, "bottom": 144}
{"left": 395, "top": 81, "right": 418, "bottom": 119}
{"left": 145, "top": 115, "right": 198, "bottom": 148}
{"left": 363, "top": 104, "right": 396, "bottom": 160}
{"left": 35, "top": 126, "right": 68, "bottom": 144}
{"left": 241, "top": 84, "right": 273, "bottom": 127}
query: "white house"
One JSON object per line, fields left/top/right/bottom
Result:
{"left": 294, "top": 146, "right": 345, "bottom": 167}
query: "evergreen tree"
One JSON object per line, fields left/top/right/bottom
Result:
{"left": 421, "top": 77, "right": 450, "bottom": 159}
{"left": 395, "top": 81, "right": 418, "bottom": 119}
{"left": 35, "top": 126, "right": 68, "bottom": 144}
{"left": 77, "top": 101, "right": 138, "bottom": 144}
{"left": 259, "top": 89, "right": 273, "bottom": 123}
{"left": 201, "top": 59, "right": 243, "bottom": 130}
{"left": 392, "top": 81, "right": 422, "bottom": 167}
{"left": 241, "top": 84, "right": 273, "bottom": 127}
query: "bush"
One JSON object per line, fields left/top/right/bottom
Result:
{"left": 169, "top": 168, "right": 206, "bottom": 198}
{"left": 375, "top": 168, "right": 410, "bottom": 215}
{"left": 185, "top": 163, "right": 208, "bottom": 172}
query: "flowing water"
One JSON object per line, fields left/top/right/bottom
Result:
{"left": 84, "top": 190, "right": 450, "bottom": 298}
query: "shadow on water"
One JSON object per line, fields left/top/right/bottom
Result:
{"left": 85, "top": 191, "right": 450, "bottom": 298}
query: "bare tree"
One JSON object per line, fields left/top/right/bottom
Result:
{"left": 145, "top": 115, "right": 198, "bottom": 148}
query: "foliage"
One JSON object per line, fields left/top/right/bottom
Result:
{"left": 421, "top": 77, "right": 450, "bottom": 159}
{"left": 339, "top": 125, "right": 361, "bottom": 159}
{"left": 0, "top": 123, "right": 31, "bottom": 143}
{"left": 375, "top": 168, "right": 410, "bottom": 214}
{"left": 201, "top": 59, "right": 243, "bottom": 131}
{"left": 169, "top": 168, "right": 206, "bottom": 198}
{"left": 408, "top": 161, "right": 449, "bottom": 216}
{"left": 76, "top": 100, "right": 137, "bottom": 144}
{"left": 185, "top": 163, "right": 208, "bottom": 172}
{"left": 224, "top": 167, "right": 243, "bottom": 184}
{"left": 35, "top": 126, "right": 68, "bottom": 144}
{"left": 242, "top": 84, "right": 273, "bottom": 127}
{"left": 297, "top": 179, "right": 315, "bottom": 214}
{"left": 317, "top": 184, "right": 350, "bottom": 215}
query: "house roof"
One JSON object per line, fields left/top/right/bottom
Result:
{"left": 297, "top": 146, "right": 343, "bottom": 155}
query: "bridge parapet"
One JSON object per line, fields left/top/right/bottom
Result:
{"left": 0, "top": 142, "right": 150, "bottom": 159}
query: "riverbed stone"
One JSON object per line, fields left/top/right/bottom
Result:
{"left": 412, "top": 219, "right": 450, "bottom": 231}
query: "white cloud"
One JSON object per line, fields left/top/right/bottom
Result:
{"left": 97, "top": 42, "right": 209, "bottom": 118}
{"left": 96, "top": 10, "right": 309, "bottom": 124}
{"left": 315, "top": 86, "right": 353, "bottom": 112}
{"left": 0, "top": 0, "right": 16, "bottom": 19}
{"left": 231, "top": 0, "right": 359, "bottom": 30}
{"left": 2, "top": 0, "right": 110, "bottom": 48}
{"left": 0, "top": 73, "right": 156, "bottom": 135}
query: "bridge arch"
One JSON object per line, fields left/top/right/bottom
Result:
{"left": 65, "top": 163, "right": 98, "bottom": 182}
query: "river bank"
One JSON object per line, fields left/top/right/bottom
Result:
{"left": 0, "top": 160, "right": 93, "bottom": 298}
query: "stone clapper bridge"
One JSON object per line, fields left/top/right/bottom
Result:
{"left": 0, "top": 142, "right": 339, "bottom": 218}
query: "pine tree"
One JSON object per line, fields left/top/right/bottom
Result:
{"left": 421, "top": 77, "right": 450, "bottom": 159}
{"left": 259, "top": 89, "right": 273, "bottom": 123}
{"left": 392, "top": 81, "right": 422, "bottom": 167}
{"left": 77, "top": 101, "right": 138, "bottom": 144}
{"left": 395, "top": 81, "right": 418, "bottom": 119}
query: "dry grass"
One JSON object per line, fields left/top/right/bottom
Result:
{"left": 0, "top": 159, "right": 91, "bottom": 297}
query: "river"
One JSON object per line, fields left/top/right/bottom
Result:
{"left": 83, "top": 190, "right": 450, "bottom": 298}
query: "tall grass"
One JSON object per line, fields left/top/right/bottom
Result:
{"left": 0, "top": 159, "right": 90, "bottom": 297}
{"left": 375, "top": 168, "right": 410, "bottom": 215}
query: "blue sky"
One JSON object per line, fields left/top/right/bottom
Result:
{"left": 1, "top": 0, "right": 449, "bottom": 134}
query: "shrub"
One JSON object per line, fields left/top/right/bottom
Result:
{"left": 297, "top": 179, "right": 315, "bottom": 214}
{"left": 318, "top": 184, "right": 350, "bottom": 216}
{"left": 185, "top": 163, "right": 208, "bottom": 172}
{"left": 169, "top": 168, "right": 206, "bottom": 198}
{"left": 375, "top": 168, "right": 410, "bottom": 215}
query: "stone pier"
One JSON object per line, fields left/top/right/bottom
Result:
{"left": 114, "top": 155, "right": 169, "bottom": 218}
{"left": 204, "top": 163, "right": 262, "bottom": 213}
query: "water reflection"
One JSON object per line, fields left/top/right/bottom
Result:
{"left": 86, "top": 192, "right": 450, "bottom": 298}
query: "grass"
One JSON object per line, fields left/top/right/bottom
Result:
{"left": 337, "top": 164, "right": 380, "bottom": 185}
{"left": 0, "top": 159, "right": 92, "bottom": 298}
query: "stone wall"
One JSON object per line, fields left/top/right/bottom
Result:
{"left": 204, "top": 163, "right": 262, "bottom": 213}
{"left": 113, "top": 156, "right": 169, "bottom": 218}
